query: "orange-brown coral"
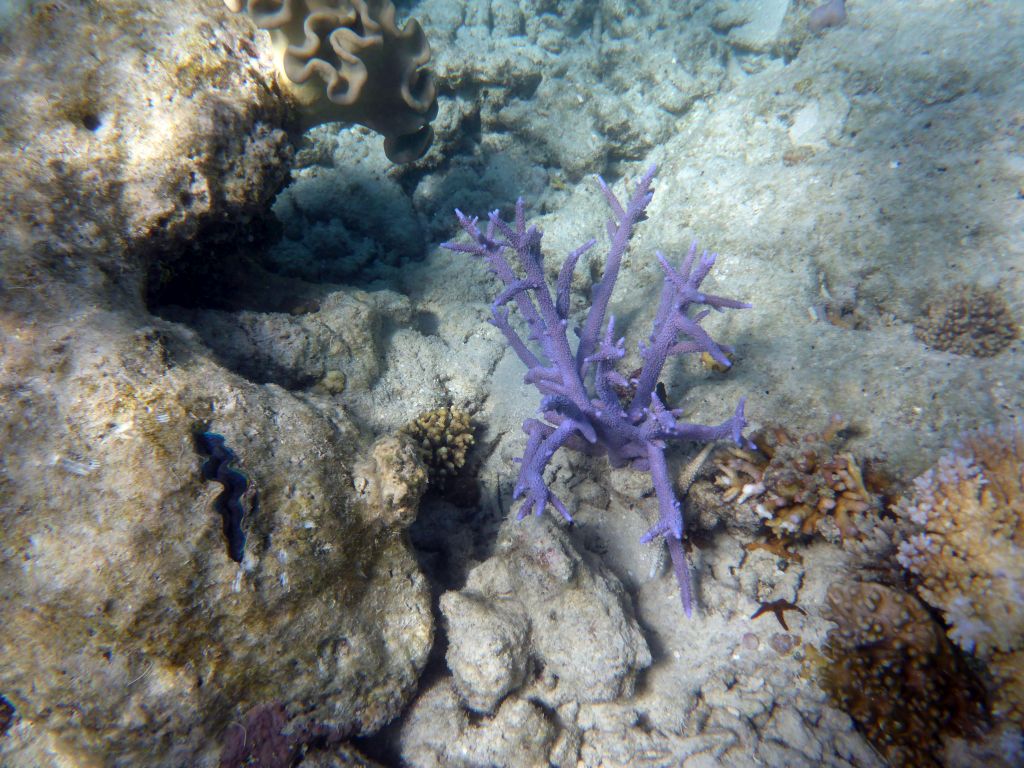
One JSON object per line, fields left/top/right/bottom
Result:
{"left": 896, "top": 423, "right": 1024, "bottom": 656}
{"left": 821, "top": 581, "right": 988, "bottom": 768}
{"left": 714, "top": 416, "right": 885, "bottom": 549}
{"left": 896, "top": 422, "right": 1024, "bottom": 725}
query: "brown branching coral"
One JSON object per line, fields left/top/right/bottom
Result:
{"left": 914, "top": 283, "right": 1018, "bottom": 357}
{"left": 896, "top": 422, "right": 1024, "bottom": 725}
{"left": 225, "top": 0, "right": 438, "bottom": 162}
{"left": 714, "top": 416, "right": 887, "bottom": 553}
{"left": 400, "top": 406, "right": 475, "bottom": 494}
{"left": 821, "top": 582, "right": 988, "bottom": 768}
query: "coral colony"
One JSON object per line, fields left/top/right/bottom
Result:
{"left": 444, "top": 165, "right": 752, "bottom": 616}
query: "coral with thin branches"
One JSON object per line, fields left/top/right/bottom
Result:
{"left": 714, "top": 416, "right": 885, "bottom": 557}
{"left": 443, "top": 166, "right": 751, "bottom": 616}
{"left": 896, "top": 422, "right": 1024, "bottom": 726}
{"left": 896, "top": 423, "right": 1024, "bottom": 656}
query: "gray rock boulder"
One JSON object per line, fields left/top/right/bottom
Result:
{"left": 400, "top": 680, "right": 565, "bottom": 768}
{"left": 442, "top": 517, "right": 651, "bottom": 712}
{"left": 440, "top": 591, "right": 531, "bottom": 714}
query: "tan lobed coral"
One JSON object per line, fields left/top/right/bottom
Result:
{"left": 895, "top": 422, "right": 1024, "bottom": 725}
{"left": 914, "top": 283, "right": 1018, "bottom": 357}
{"left": 821, "top": 582, "right": 987, "bottom": 768}
{"left": 714, "top": 416, "right": 886, "bottom": 554}
{"left": 225, "top": 0, "right": 438, "bottom": 162}
{"left": 400, "top": 405, "right": 474, "bottom": 493}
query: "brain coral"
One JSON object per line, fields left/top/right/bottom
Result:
{"left": 822, "top": 581, "right": 987, "bottom": 768}
{"left": 914, "top": 283, "right": 1018, "bottom": 357}
{"left": 225, "top": 0, "right": 437, "bottom": 162}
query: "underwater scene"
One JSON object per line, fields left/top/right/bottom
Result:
{"left": 0, "top": 0, "right": 1022, "bottom": 766}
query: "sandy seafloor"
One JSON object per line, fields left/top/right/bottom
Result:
{"left": 1, "top": 0, "right": 1022, "bottom": 766}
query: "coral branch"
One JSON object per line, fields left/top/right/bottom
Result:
{"left": 444, "top": 166, "right": 751, "bottom": 616}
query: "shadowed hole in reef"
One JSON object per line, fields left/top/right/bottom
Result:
{"left": 0, "top": 695, "right": 16, "bottom": 738}
{"left": 412, "top": 310, "right": 439, "bottom": 336}
{"left": 263, "top": 162, "right": 428, "bottom": 285}
{"left": 145, "top": 208, "right": 332, "bottom": 389}
{"left": 146, "top": 160, "right": 433, "bottom": 390}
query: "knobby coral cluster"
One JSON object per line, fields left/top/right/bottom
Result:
{"left": 225, "top": 0, "right": 437, "bottom": 162}
{"left": 444, "top": 165, "right": 751, "bottom": 616}
{"left": 914, "top": 283, "right": 1018, "bottom": 357}
{"left": 401, "top": 405, "right": 475, "bottom": 493}
{"left": 896, "top": 422, "right": 1024, "bottom": 725}
{"left": 714, "top": 416, "right": 885, "bottom": 556}
{"left": 821, "top": 582, "right": 987, "bottom": 768}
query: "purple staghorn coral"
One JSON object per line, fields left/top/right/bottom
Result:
{"left": 443, "top": 165, "right": 752, "bottom": 616}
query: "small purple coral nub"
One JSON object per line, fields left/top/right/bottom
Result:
{"left": 808, "top": 0, "right": 847, "bottom": 33}
{"left": 443, "top": 166, "right": 752, "bottom": 617}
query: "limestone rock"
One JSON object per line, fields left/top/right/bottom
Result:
{"left": 0, "top": 0, "right": 291, "bottom": 297}
{"left": 440, "top": 591, "right": 530, "bottom": 713}
{"left": 399, "top": 680, "right": 562, "bottom": 768}
{"left": 353, "top": 433, "right": 430, "bottom": 530}
{"left": 0, "top": 314, "right": 433, "bottom": 767}
{"left": 0, "top": 5, "right": 432, "bottom": 765}
{"left": 442, "top": 517, "right": 651, "bottom": 710}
